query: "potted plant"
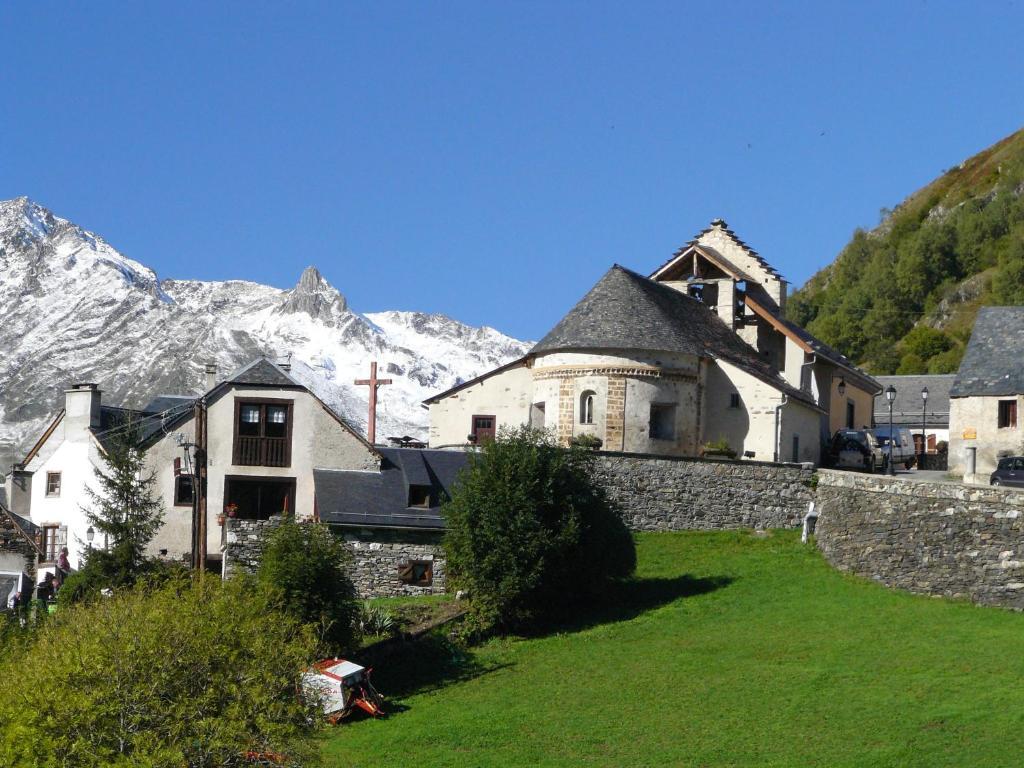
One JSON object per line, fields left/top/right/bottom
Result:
{"left": 225, "top": 503, "right": 239, "bottom": 519}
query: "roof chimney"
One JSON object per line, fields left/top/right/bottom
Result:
{"left": 279, "top": 353, "right": 292, "bottom": 373}
{"left": 204, "top": 363, "right": 217, "bottom": 391}
{"left": 64, "top": 383, "right": 102, "bottom": 439}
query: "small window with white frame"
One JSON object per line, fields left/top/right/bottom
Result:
{"left": 45, "top": 472, "right": 61, "bottom": 497}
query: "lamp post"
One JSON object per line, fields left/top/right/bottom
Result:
{"left": 920, "top": 386, "right": 929, "bottom": 469}
{"left": 86, "top": 526, "right": 94, "bottom": 554}
{"left": 886, "top": 385, "right": 897, "bottom": 476}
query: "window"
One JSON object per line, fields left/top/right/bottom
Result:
{"left": 233, "top": 399, "right": 293, "bottom": 467}
{"left": 529, "top": 402, "right": 546, "bottom": 429}
{"left": 470, "top": 415, "right": 496, "bottom": 444}
{"left": 649, "top": 404, "right": 677, "bottom": 440}
{"left": 224, "top": 477, "right": 295, "bottom": 521}
{"left": 45, "top": 472, "right": 61, "bottom": 497}
{"left": 41, "top": 525, "right": 59, "bottom": 562}
{"left": 729, "top": 393, "right": 741, "bottom": 409}
{"left": 398, "top": 560, "right": 433, "bottom": 587}
{"left": 407, "top": 485, "right": 431, "bottom": 508}
{"left": 791, "top": 434, "right": 800, "bottom": 463}
{"left": 174, "top": 475, "right": 194, "bottom": 506}
{"left": 845, "top": 400, "right": 855, "bottom": 430}
{"left": 579, "top": 391, "right": 596, "bottom": 424}
{"left": 998, "top": 400, "right": 1018, "bottom": 429}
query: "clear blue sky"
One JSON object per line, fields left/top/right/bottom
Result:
{"left": 2, "top": 2, "right": 1022, "bottom": 341}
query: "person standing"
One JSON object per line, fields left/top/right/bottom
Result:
{"left": 56, "top": 546, "right": 71, "bottom": 585}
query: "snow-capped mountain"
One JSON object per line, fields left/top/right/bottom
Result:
{"left": 0, "top": 196, "right": 531, "bottom": 461}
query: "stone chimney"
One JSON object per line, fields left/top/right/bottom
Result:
{"left": 8, "top": 464, "right": 33, "bottom": 518}
{"left": 64, "top": 383, "right": 102, "bottom": 440}
{"left": 205, "top": 363, "right": 218, "bottom": 391}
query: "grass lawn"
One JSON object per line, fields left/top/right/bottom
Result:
{"left": 325, "top": 531, "right": 1024, "bottom": 767}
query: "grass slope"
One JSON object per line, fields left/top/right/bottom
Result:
{"left": 326, "top": 531, "right": 1024, "bottom": 767}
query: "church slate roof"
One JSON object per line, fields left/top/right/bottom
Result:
{"left": 314, "top": 448, "right": 469, "bottom": 530}
{"left": 951, "top": 307, "right": 1024, "bottom": 398}
{"left": 873, "top": 374, "right": 955, "bottom": 428}
{"left": 531, "top": 265, "right": 818, "bottom": 406}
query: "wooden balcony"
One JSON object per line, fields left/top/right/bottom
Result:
{"left": 233, "top": 436, "right": 290, "bottom": 467}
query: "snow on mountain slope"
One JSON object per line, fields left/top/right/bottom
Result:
{"left": 0, "top": 197, "right": 531, "bottom": 461}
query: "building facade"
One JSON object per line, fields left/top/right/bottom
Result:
{"left": 428, "top": 221, "right": 879, "bottom": 463}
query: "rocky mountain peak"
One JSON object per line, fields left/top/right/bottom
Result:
{"left": 277, "top": 265, "right": 349, "bottom": 322}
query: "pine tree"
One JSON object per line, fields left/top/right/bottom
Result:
{"left": 80, "top": 415, "right": 164, "bottom": 586}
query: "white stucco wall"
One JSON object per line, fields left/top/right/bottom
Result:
{"left": 25, "top": 419, "right": 104, "bottom": 573}
{"left": 427, "top": 362, "right": 534, "bottom": 447}
{"left": 949, "top": 395, "right": 1024, "bottom": 478}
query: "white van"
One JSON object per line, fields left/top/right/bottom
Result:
{"left": 871, "top": 426, "right": 916, "bottom": 470}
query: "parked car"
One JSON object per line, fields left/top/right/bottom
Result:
{"left": 990, "top": 456, "right": 1024, "bottom": 487}
{"left": 871, "top": 426, "right": 917, "bottom": 470}
{"left": 828, "top": 429, "right": 886, "bottom": 473}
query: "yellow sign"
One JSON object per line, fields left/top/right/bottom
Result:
{"left": 962, "top": 427, "right": 977, "bottom": 440}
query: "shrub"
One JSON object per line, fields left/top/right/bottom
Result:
{"left": 570, "top": 433, "right": 603, "bottom": 450}
{"left": 443, "top": 426, "right": 636, "bottom": 635}
{"left": 0, "top": 576, "right": 322, "bottom": 768}
{"left": 360, "top": 601, "right": 398, "bottom": 638}
{"left": 702, "top": 437, "right": 737, "bottom": 459}
{"left": 257, "top": 517, "right": 360, "bottom": 653}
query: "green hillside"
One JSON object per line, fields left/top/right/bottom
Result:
{"left": 789, "top": 127, "right": 1024, "bottom": 375}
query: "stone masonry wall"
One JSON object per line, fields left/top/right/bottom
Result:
{"left": 223, "top": 516, "right": 445, "bottom": 598}
{"left": 815, "top": 470, "right": 1024, "bottom": 609}
{"left": 593, "top": 452, "right": 815, "bottom": 530}
{"left": 339, "top": 529, "right": 446, "bottom": 598}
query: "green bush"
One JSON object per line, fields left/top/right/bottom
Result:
{"left": 443, "top": 426, "right": 636, "bottom": 635}
{"left": 0, "top": 576, "right": 322, "bottom": 768}
{"left": 702, "top": 437, "right": 737, "bottom": 459}
{"left": 257, "top": 518, "right": 360, "bottom": 654}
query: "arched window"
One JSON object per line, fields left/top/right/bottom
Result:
{"left": 579, "top": 391, "right": 596, "bottom": 425}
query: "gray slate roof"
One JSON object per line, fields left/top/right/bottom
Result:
{"left": 92, "top": 406, "right": 175, "bottom": 453}
{"left": 226, "top": 358, "right": 302, "bottom": 388}
{"left": 531, "top": 265, "right": 817, "bottom": 406}
{"left": 873, "top": 374, "right": 955, "bottom": 427}
{"left": 951, "top": 307, "right": 1024, "bottom": 397}
{"left": 315, "top": 448, "right": 469, "bottom": 530}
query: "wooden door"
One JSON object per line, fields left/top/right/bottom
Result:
{"left": 471, "top": 415, "right": 496, "bottom": 444}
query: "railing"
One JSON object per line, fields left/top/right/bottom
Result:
{"left": 233, "top": 436, "right": 289, "bottom": 467}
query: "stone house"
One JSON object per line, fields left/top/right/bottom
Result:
{"left": 0, "top": 504, "right": 39, "bottom": 608}
{"left": 427, "top": 221, "right": 879, "bottom": 463}
{"left": 949, "top": 307, "right": 1024, "bottom": 480}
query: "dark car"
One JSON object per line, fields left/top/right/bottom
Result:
{"left": 990, "top": 456, "right": 1024, "bottom": 487}
{"left": 828, "top": 429, "right": 886, "bottom": 473}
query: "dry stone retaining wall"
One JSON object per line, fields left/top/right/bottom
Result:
{"left": 593, "top": 452, "right": 815, "bottom": 531}
{"left": 223, "top": 517, "right": 445, "bottom": 598}
{"left": 815, "top": 470, "right": 1024, "bottom": 609}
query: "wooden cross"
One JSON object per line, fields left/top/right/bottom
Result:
{"left": 354, "top": 361, "right": 392, "bottom": 445}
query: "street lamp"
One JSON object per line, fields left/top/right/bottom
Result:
{"left": 885, "top": 385, "right": 897, "bottom": 476}
{"left": 920, "top": 386, "right": 929, "bottom": 469}
{"left": 86, "top": 526, "right": 95, "bottom": 553}
{"left": 837, "top": 377, "right": 847, "bottom": 397}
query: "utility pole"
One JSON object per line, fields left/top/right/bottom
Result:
{"left": 354, "top": 361, "right": 392, "bottom": 445}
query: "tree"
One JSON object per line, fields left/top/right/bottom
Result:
{"left": 0, "top": 576, "right": 323, "bottom": 768}
{"left": 72, "top": 416, "right": 165, "bottom": 598}
{"left": 443, "top": 426, "right": 636, "bottom": 634}
{"left": 257, "top": 518, "right": 361, "bottom": 654}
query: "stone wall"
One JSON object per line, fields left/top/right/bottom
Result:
{"left": 593, "top": 452, "right": 815, "bottom": 530}
{"left": 339, "top": 528, "right": 446, "bottom": 598}
{"left": 223, "top": 516, "right": 445, "bottom": 598}
{"left": 815, "top": 470, "right": 1024, "bottom": 609}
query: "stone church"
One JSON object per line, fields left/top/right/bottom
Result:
{"left": 426, "top": 220, "right": 879, "bottom": 463}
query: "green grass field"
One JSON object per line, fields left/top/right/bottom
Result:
{"left": 325, "top": 531, "right": 1024, "bottom": 767}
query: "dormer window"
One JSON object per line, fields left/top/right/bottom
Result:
{"left": 580, "top": 391, "right": 596, "bottom": 425}
{"left": 407, "top": 485, "right": 432, "bottom": 508}
{"left": 233, "top": 399, "right": 293, "bottom": 467}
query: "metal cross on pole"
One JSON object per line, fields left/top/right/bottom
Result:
{"left": 354, "top": 361, "right": 392, "bottom": 445}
